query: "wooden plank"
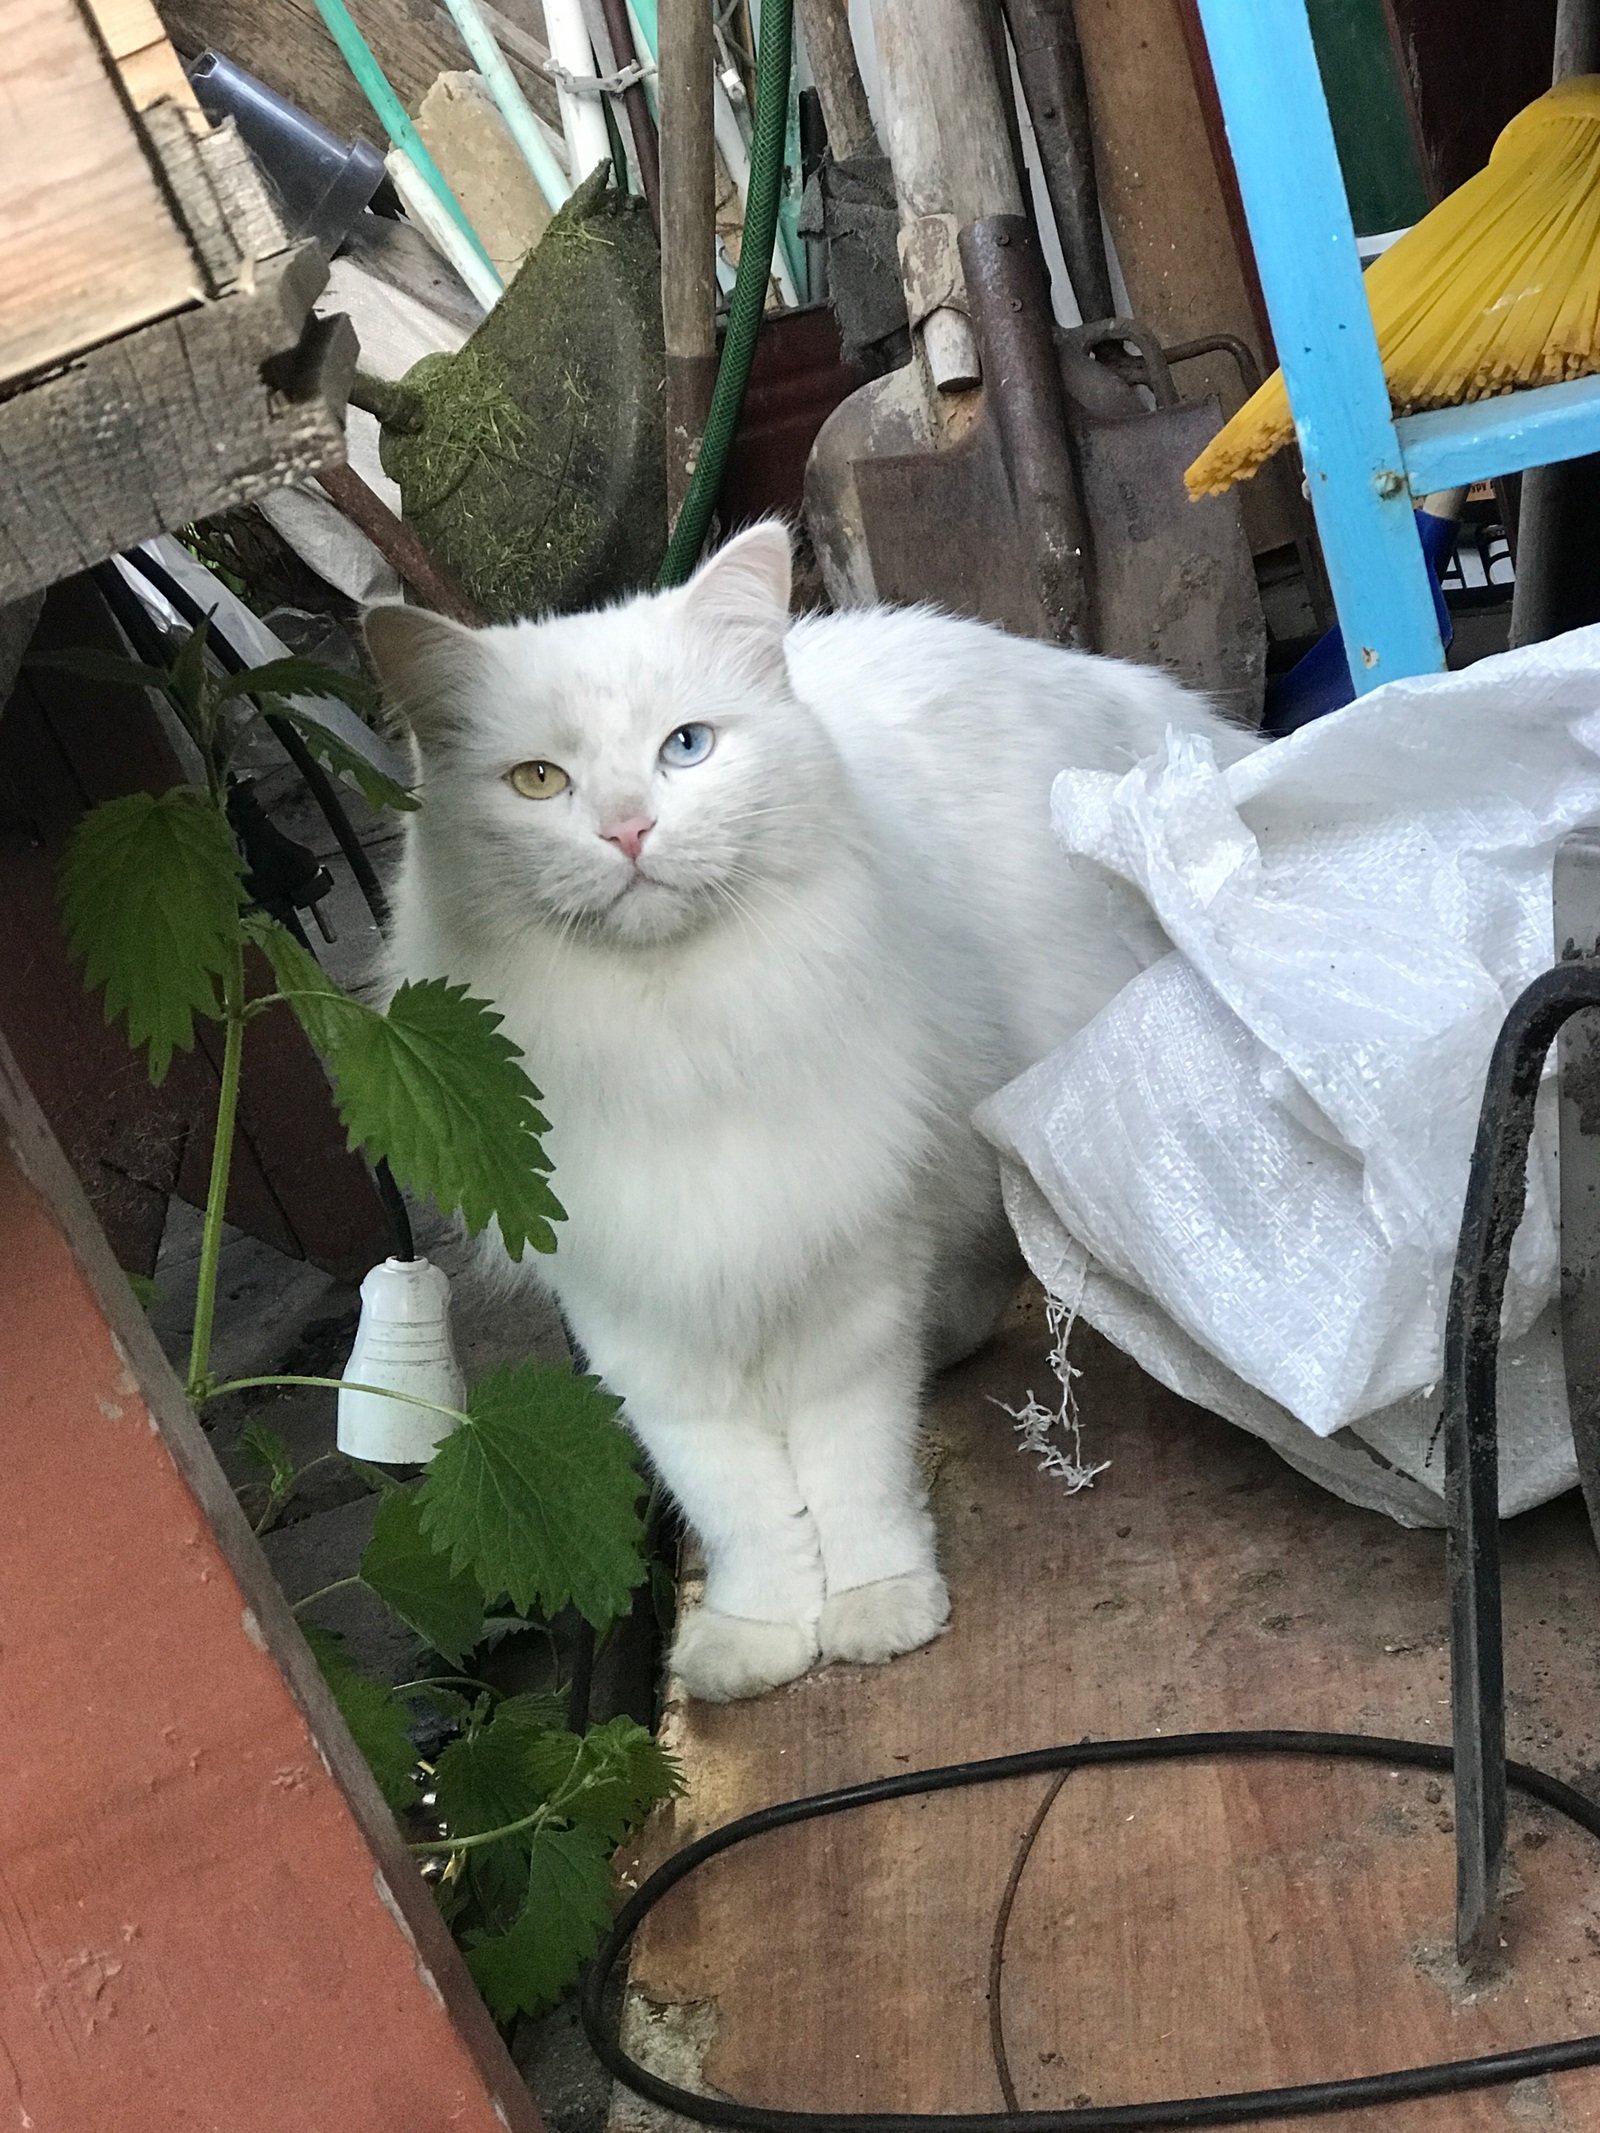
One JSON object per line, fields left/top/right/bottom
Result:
{"left": 85, "top": 0, "right": 201, "bottom": 112}
{"left": 1399, "top": 376, "right": 1600, "bottom": 497}
{"left": 0, "top": 245, "right": 354, "bottom": 605}
{"left": 0, "top": 0, "right": 201, "bottom": 390}
{"left": 616, "top": 1291, "right": 1600, "bottom": 2130}
{"left": 0, "top": 1028, "right": 540, "bottom": 2132}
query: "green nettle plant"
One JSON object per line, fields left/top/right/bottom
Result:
{"left": 36, "top": 624, "right": 681, "bottom": 2023}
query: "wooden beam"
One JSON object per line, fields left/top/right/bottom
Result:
{"left": 0, "top": 1029, "right": 540, "bottom": 2131}
{"left": 85, "top": 0, "right": 203, "bottom": 114}
{"left": 0, "top": 245, "right": 354, "bottom": 605}
{"left": 0, "top": 0, "right": 201, "bottom": 391}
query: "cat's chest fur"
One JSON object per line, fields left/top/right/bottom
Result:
{"left": 402, "top": 853, "right": 939, "bottom": 1344}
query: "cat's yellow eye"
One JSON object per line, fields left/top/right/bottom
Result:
{"left": 508, "top": 760, "right": 570, "bottom": 800}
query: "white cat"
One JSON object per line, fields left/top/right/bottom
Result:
{"left": 366, "top": 522, "right": 1255, "bottom": 1702}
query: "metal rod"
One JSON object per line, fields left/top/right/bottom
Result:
{"left": 1442, "top": 957, "right": 1600, "bottom": 1960}
{"left": 600, "top": 0, "right": 661, "bottom": 231}
{"left": 659, "top": 0, "right": 719, "bottom": 524}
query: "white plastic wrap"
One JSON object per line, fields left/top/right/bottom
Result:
{"left": 975, "top": 627, "right": 1600, "bottom": 1524}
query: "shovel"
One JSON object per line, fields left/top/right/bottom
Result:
{"left": 1058, "top": 317, "right": 1266, "bottom": 720}
{"left": 804, "top": 0, "right": 1094, "bottom": 632}
{"left": 804, "top": 0, "right": 1264, "bottom": 718}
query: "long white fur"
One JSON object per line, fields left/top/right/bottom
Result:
{"left": 367, "top": 523, "right": 1255, "bottom": 1701}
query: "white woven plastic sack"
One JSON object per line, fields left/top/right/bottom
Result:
{"left": 975, "top": 626, "right": 1600, "bottom": 1524}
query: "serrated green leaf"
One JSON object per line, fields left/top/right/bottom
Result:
{"left": 241, "top": 911, "right": 362, "bottom": 1057}
{"left": 261, "top": 696, "right": 418, "bottom": 814}
{"left": 361, "top": 1487, "right": 484, "bottom": 1666}
{"left": 524, "top": 1716, "right": 684, "bottom": 1844}
{"left": 303, "top": 1626, "right": 418, "bottom": 1814}
{"left": 59, "top": 789, "right": 244, "bottom": 1083}
{"left": 417, "top": 1361, "right": 644, "bottom": 1625}
{"left": 328, "top": 980, "right": 563, "bottom": 1258}
{"left": 495, "top": 1690, "right": 573, "bottom": 1733}
{"left": 168, "top": 616, "right": 213, "bottom": 729}
{"left": 434, "top": 1702, "right": 544, "bottom": 1839}
{"left": 466, "top": 1824, "right": 615, "bottom": 2020}
{"left": 27, "top": 646, "right": 177, "bottom": 696}
{"left": 215, "top": 656, "right": 378, "bottom": 715}
{"left": 394, "top": 1680, "right": 477, "bottom": 1725}
{"left": 125, "top": 1271, "right": 160, "bottom": 1308}
{"left": 433, "top": 1694, "right": 555, "bottom": 1927}
{"left": 239, "top": 1422, "right": 296, "bottom": 1500}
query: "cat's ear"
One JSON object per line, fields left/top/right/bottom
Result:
{"left": 679, "top": 522, "right": 792, "bottom": 671}
{"left": 363, "top": 603, "right": 484, "bottom": 747}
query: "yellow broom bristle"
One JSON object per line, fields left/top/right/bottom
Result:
{"left": 1185, "top": 75, "right": 1600, "bottom": 498}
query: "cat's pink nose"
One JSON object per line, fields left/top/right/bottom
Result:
{"left": 600, "top": 813, "right": 655, "bottom": 862}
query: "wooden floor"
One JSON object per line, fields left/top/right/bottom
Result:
{"left": 614, "top": 1287, "right": 1600, "bottom": 2132}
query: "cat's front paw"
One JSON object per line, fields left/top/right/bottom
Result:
{"left": 672, "top": 1607, "right": 819, "bottom": 1702}
{"left": 818, "top": 1570, "right": 950, "bottom": 1666}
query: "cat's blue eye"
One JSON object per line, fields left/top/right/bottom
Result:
{"left": 660, "top": 723, "right": 714, "bottom": 768}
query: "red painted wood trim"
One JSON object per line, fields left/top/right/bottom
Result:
{"left": 0, "top": 1030, "right": 540, "bottom": 2133}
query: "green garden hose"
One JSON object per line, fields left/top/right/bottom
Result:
{"left": 656, "top": 0, "right": 794, "bottom": 587}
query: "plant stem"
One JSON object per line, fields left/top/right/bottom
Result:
{"left": 186, "top": 941, "right": 246, "bottom": 1400}
{"left": 408, "top": 1800, "right": 557, "bottom": 1857}
{"left": 252, "top": 1449, "right": 342, "bottom": 1537}
{"left": 393, "top": 1674, "right": 501, "bottom": 1698}
{"left": 408, "top": 1759, "right": 600, "bottom": 1858}
{"left": 292, "top": 1575, "right": 364, "bottom": 1613}
{"left": 204, "top": 1373, "right": 471, "bottom": 1427}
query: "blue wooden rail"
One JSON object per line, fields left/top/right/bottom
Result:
{"left": 1191, "top": 0, "right": 1600, "bottom": 693}
{"left": 1397, "top": 376, "right": 1600, "bottom": 496}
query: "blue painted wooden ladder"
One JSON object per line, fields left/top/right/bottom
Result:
{"left": 1192, "top": 0, "right": 1600, "bottom": 691}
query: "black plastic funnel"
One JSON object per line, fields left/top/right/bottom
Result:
{"left": 188, "top": 50, "right": 387, "bottom": 253}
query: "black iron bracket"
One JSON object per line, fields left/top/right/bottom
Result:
{"left": 1445, "top": 956, "right": 1600, "bottom": 1960}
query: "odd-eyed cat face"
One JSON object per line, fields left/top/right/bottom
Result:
{"left": 366, "top": 524, "right": 842, "bottom": 947}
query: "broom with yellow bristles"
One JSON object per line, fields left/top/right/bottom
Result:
{"left": 1185, "top": 76, "right": 1600, "bottom": 499}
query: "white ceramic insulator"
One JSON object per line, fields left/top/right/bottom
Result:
{"left": 337, "top": 1257, "right": 467, "bottom": 1465}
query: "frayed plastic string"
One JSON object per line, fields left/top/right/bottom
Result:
{"left": 993, "top": 1276, "right": 1109, "bottom": 1494}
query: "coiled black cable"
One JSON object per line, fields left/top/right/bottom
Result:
{"left": 580, "top": 1728, "right": 1600, "bottom": 2128}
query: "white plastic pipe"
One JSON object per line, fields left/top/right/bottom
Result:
{"left": 338, "top": 1257, "right": 467, "bottom": 1464}
{"left": 544, "top": 0, "right": 616, "bottom": 187}
{"left": 385, "top": 147, "right": 505, "bottom": 308}
{"left": 440, "top": 0, "right": 574, "bottom": 211}
{"left": 712, "top": 71, "right": 799, "bottom": 306}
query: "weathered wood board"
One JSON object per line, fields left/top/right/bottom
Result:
{"left": 0, "top": 244, "right": 353, "bottom": 604}
{"left": 0, "top": 1030, "right": 539, "bottom": 2132}
{"left": 618, "top": 1289, "right": 1600, "bottom": 2131}
{"left": 85, "top": 0, "right": 201, "bottom": 113}
{"left": 0, "top": 0, "right": 201, "bottom": 391}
